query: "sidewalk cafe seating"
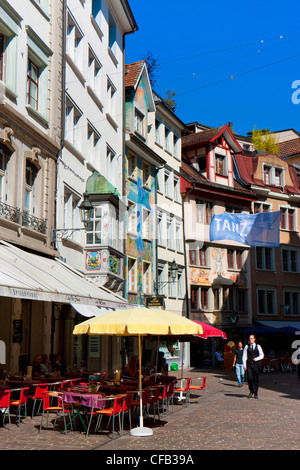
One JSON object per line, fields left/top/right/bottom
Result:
{"left": 0, "top": 390, "right": 11, "bottom": 430}
{"left": 120, "top": 393, "right": 132, "bottom": 435}
{"left": 10, "top": 387, "right": 29, "bottom": 427}
{"left": 131, "top": 388, "right": 150, "bottom": 419}
{"left": 147, "top": 387, "right": 161, "bottom": 422}
{"left": 38, "top": 392, "right": 72, "bottom": 434}
{"left": 86, "top": 395, "right": 123, "bottom": 440}
{"left": 157, "top": 385, "right": 168, "bottom": 418}
{"left": 28, "top": 384, "right": 49, "bottom": 418}
{"left": 173, "top": 378, "right": 192, "bottom": 407}
{"left": 166, "top": 381, "right": 176, "bottom": 413}
{"left": 189, "top": 376, "right": 207, "bottom": 404}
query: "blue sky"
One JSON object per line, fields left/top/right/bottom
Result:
{"left": 125, "top": 0, "right": 300, "bottom": 136}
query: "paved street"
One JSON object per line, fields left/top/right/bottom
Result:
{"left": 1, "top": 368, "right": 300, "bottom": 451}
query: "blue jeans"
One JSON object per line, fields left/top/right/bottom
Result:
{"left": 235, "top": 363, "right": 244, "bottom": 385}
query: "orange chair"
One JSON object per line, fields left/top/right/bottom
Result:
{"left": 10, "top": 387, "right": 29, "bottom": 427}
{"left": 29, "top": 384, "right": 49, "bottom": 418}
{"left": 38, "top": 392, "right": 71, "bottom": 434}
{"left": 92, "top": 395, "right": 123, "bottom": 440}
{"left": 174, "top": 378, "right": 192, "bottom": 407}
{"left": 0, "top": 390, "right": 11, "bottom": 430}
{"left": 120, "top": 393, "right": 132, "bottom": 435}
{"left": 147, "top": 387, "right": 161, "bottom": 422}
{"left": 190, "top": 376, "right": 207, "bottom": 404}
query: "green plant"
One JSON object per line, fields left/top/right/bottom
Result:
{"left": 252, "top": 128, "right": 279, "bottom": 155}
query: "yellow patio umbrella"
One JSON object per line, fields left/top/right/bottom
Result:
{"left": 73, "top": 307, "right": 203, "bottom": 437}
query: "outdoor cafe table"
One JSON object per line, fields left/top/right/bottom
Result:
{"left": 60, "top": 390, "right": 107, "bottom": 434}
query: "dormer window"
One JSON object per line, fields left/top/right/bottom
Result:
{"left": 263, "top": 164, "right": 284, "bottom": 187}
{"left": 215, "top": 154, "right": 227, "bottom": 176}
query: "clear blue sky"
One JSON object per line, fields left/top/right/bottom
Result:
{"left": 125, "top": 0, "right": 300, "bottom": 136}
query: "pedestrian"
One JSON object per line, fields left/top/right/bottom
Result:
{"left": 243, "top": 334, "right": 264, "bottom": 399}
{"left": 232, "top": 340, "right": 244, "bottom": 386}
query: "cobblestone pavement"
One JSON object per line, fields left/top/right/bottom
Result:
{"left": 1, "top": 368, "right": 300, "bottom": 451}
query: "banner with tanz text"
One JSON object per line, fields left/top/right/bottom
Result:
{"left": 209, "top": 211, "right": 281, "bottom": 247}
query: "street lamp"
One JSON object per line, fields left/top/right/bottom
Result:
{"left": 50, "top": 198, "right": 93, "bottom": 243}
{"left": 153, "top": 259, "right": 179, "bottom": 295}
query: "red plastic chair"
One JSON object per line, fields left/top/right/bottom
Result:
{"left": 131, "top": 388, "right": 150, "bottom": 419}
{"left": 174, "top": 378, "right": 192, "bottom": 407}
{"left": 120, "top": 393, "right": 133, "bottom": 434}
{"left": 93, "top": 395, "right": 123, "bottom": 440}
{"left": 0, "top": 390, "right": 11, "bottom": 430}
{"left": 166, "top": 381, "right": 176, "bottom": 413}
{"left": 147, "top": 387, "right": 161, "bottom": 422}
{"left": 157, "top": 385, "right": 168, "bottom": 417}
{"left": 190, "top": 376, "right": 207, "bottom": 404}
{"left": 38, "top": 392, "right": 71, "bottom": 434}
{"left": 29, "top": 384, "right": 49, "bottom": 418}
{"left": 10, "top": 387, "right": 29, "bottom": 427}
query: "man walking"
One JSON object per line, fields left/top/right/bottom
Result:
{"left": 243, "top": 334, "right": 264, "bottom": 399}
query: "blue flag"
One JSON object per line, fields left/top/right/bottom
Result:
{"left": 209, "top": 211, "right": 281, "bottom": 247}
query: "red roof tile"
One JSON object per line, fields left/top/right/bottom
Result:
{"left": 277, "top": 138, "right": 300, "bottom": 158}
{"left": 125, "top": 61, "right": 146, "bottom": 88}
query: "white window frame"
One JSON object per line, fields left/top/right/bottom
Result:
{"left": 85, "top": 205, "right": 102, "bottom": 246}
{"left": 279, "top": 205, "right": 297, "bottom": 232}
{"left": 87, "top": 121, "right": 101, "bottom": 167}
{"left": 128, "top": 153, "right": 137, "bottom": 181}
{"left": 88, "top": 45, "right": 102, "bottom": 98}
{"left": 66, "top": 12, "right": 84, "bottom": 72}
{"left": 128, "top": 200, "right": 137, "bottom": 235}
{"left": 142, "top": 207, "right": 151, "bottom": 240}
{"left": 65, "top": 95, "right": 83, "bottom": 151}
{"left": 127, "top": 257, "right": 137, "bottom": 292}
{"left": 173, "top": 174, "right": 180, "bottom": 202}
{"left": 107, "top": 77, "right": 116, "bottom": 118}
{"left": 164, "top": 168, "right": 173, "bottom": 199}
{"left": 142, "top": 162, "right": 151, "bottom": 188}
{"left": 262, "top": 163, "right": 285, "bottom": 187}
{"left": 142, "top": 261, "right": 151, "bottom": 295}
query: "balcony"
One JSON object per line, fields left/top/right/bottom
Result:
{"left": 0, "top": 201, "right": 46, "bottom": 235}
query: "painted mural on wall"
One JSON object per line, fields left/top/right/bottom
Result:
{"left": 189, "top": 268, "right": 210, "bottom": 285}
{"left": 85, "top": 250, "right": 123, "bottom": 277}
{"left": 86, "top": 251, "right": 101, "bottom": 271}
{"left": 211, "top": 247, "right": 226, "bottom": 275}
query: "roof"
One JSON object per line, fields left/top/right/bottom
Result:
{"left": 277, "top": 138, "right": 300, "bottom": 158}
{"left": 182, "top": 124, "right": 243, "bottom": 154}
{"left": 234, "top": 153, "right": 300, "bottom": 195}
{"left": 125, "top": 60, "right": 146, "bottom": 89}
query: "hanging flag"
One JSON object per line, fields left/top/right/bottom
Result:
{"left": 209, "top": 211, "right": 281, "bottom": 247}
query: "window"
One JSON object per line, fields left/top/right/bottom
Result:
{"left": 0, "top": 144, "right": 10, "bottom": 203}
{"left": 215, "top": 154, "right": 226, "bottom": 176}
{"left": 189, "top": 249, "right": 197, "bottom": 265}
{"left": 174, "top": 134, "right": 180, "bottom": 159}
{"left": 0, "top": 35, "right": 4, "bottom": 82}
{"left": 85, "top": 206, "right": 102, "bottom": 245}
{"left": 128, "top": 201, "right": 137, "bottom": 235}
{"left": 223, "top": 288, "right": 234, "bottom": 311}
{"left": 257, "top": 288, "right": 276, "bottom": 314}
{"left": 155, "top": 120, "right": 162, "bottom": 146}
{"left": 237, "top": 289, "right": 246, "bottom": 312}
{"left": 66, "top": 14, "right": 84, "bottom": 71}
{"left": 191, "top": 286, "right": 209, "bottom": 310}
{"left": 214, "top": 289, "right": 220, "bottom": 310}
{"left": 284, "top": 291, "right": 300, "bottom": 316}
{"left": 201, "top": 287, "right": 209, "bottom": 310}
{"left": 24, "top": 161, "right": 38, "bottom": 215}
{"left": 134, "top": 108, "right": 145, "bottom": 137}
{"left": 166, "top": 216, "right": 175, "bottom": 250}
{"left": 157, "top": 263, "right": 167, "bottom": 296}
{"left": 164, "top": 169, "right": 173, "bottom": 198}
{"left": 196, "top": 201, "right": 213, "bottom": 224}
{"left": 65, "top": 96, "right": 82, "bottom": 151}
{"left": 176, "top": 220, "right": 183, "bottom": 252}
{"left": 108, "top": 12, "right": 117, "bottom": 57}
{"left": 92, "top": 0, "right": 102, "bottom": 29}
{"left": 106, "top": 145, "right": 116, "bottom": 186}
{"left": 27, "top": 60, "right": 39, "bottom": 111}
{"left": 142, "top": 162, "right": 151, "bottom": 188}
{"left": 34, "top": 0, "right": 48, "bottom": 12}
{"left": 174, "top": 174, "right": 180, "bottom": 202}
{"left": 280, "top": 207, "right": 296, "bottom": 231}
{"left": 228, "top": 249, "right": 234, "bottom": 269}
{"left": 256, "top": 247, "right": 274, "bottom": 270}
{"left": 236, "top": 250, "right": 243, "bottom": 269}
{"left": 87, "top": 122, "right": 101, "bottom": 167}
{"left": 253, "top": 202, "right": 271, "bottom": 213}
{"left": 142, "top": 208, "right": 151, "bottom": 240}
{"left": 191, "top": 286, "right": 199, "bottom": 310}
{"left": 127, "top": 257, "right": 137, "bottom": 292}
{"left": 157, "top": 211, "right": 164, "bottom": 246}
{"left": 263, "top": 166, "right": 271, "bottom": 185}
{"left": 177, "top": 269, "right": 185, "bottom": 299}
{"left": 165, "top": 127, "right": 171, "bottom": 153}
{"left": 275, "top": 168, "right": 283, "bottom": 186}
{"left": 107, "top": 77, "right": 116, "bottom": 118}
{"left": 142, "top": 261, "right": 151, "bottom": 295}
{"left": 199, "top": 246, "right": 207, "bottom": 266}
{"left": 128, "top": 154, "right": 137, "bottom": 180}
{"left": 282, "top": 248, "right": 298, "bottom": 272}
{"left": 88, "top": 47, "right": 102, "bottom": 97}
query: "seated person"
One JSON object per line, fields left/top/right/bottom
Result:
{"left": 32, "top": 354, "right": 42, "bottom": 378}
{"left": 123, "top": 356, "right": 138, "bottom": 379}
{"left": 40, "top": 354, "right": 52, "bottom": 376}
{"left": 215, "top": 349, "right": 224, "bottom": 369}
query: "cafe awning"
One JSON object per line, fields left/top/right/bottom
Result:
{"left": 0, "top": 240, "right": 128, "bottom": 309}
{"left": 70, "top": 303, "right": 115, "bottom": 318}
